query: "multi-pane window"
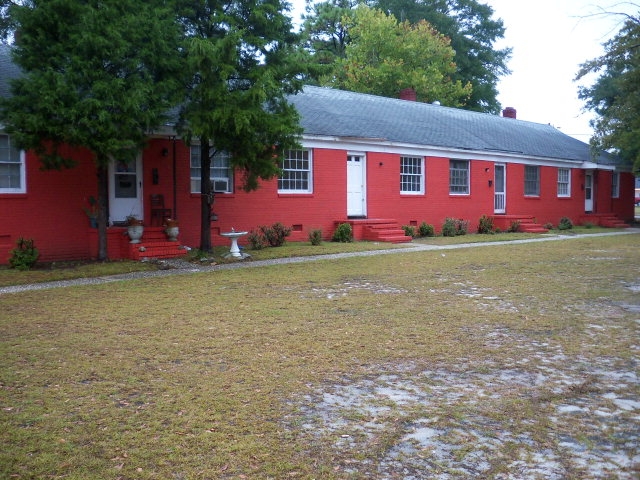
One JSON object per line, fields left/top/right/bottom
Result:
{"left": 449, "top": 159, "right": 469, "bottom": 194}
{"left": 524, "top": 165, "right": 540, "bottom": 196}
{"left": 400, "top": 156, "right": 424, "bottom": 194}
{"left": 278, "top": 149, "right": 312, "bottom": 193}
{"left": 0, "top": 134, "right": 24, "bottom": 193}
{"left": 190, "top": 145, "right": 233, "bottom": 193}
{"left": 611, "top": 172, "right": 620, "bottom": 198}
{"left": 557, "top": 168, "right": 571, "bottom": 197}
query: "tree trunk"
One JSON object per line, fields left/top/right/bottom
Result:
{"left": 96, "top": 165, "right": 109, "bottom": 261}
{"left": 199, "top": 140, "right": 213, "bottom": 252}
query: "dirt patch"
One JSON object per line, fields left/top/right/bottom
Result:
{"left": 285, "top": 320, "right": 639, "bottom": 479}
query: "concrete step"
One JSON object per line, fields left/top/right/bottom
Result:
{"left": 128, "top": 241, "right": 188, "bottom": 260}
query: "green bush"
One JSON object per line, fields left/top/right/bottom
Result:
{"left": 477, "top": 215, "right": 495, "bottom": 234}
{"left": 309, "top": 229, "right": 323, "bottom": 246}
{"left": 247, "top": 230, "right": 266, "bottom": 250}
{"left": 442, "top": 218, "right": 469, "bottom": 237}
{"left": 332, "top": 223, "right": 353, "bottom": 243}
{"left": 558, "top": 217, "right": 573, "bottom": 230}
{"left": 9, "top": 237, "right": 39, "bottom": 271}
{"left": 543, "top": 222, "right": 554, "bottom": 230}
{"left": 418, "top": 222, "right": 435, "bottom": 237}
{"left": 402, "top": 225, "right": 416, "bottom": 238}
{"left": 260, "top": 222, "right": 291, "bottom": 247}
{"left": 508, "top": 220, "right": 521, "bottom": 233}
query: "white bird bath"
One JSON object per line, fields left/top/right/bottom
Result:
{"left": 220, "top": 229, "right": 250, "bottom": 259}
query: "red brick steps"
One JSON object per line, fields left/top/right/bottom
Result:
{"left": 125, "top": 226, "right": 188, "bottom": 260}
{"left": 336, "top": 219, "right": 413, "bottom": 243}
{"left": 490, "top": 215, "right": 549, "bottom": 233}
{"left": 579, "top": 213, "right": 629, "bottom": 228}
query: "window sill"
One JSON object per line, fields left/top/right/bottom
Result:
{"left": 277, "top": 192, "right": 314, "bottom": 198}
{"left": 0, "top": 192, "right": 27, "bottom": 198}
{"left": 190, "top": 192, "right": 235, "bottom": 198}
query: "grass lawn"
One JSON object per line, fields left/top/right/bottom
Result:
{"left": 1, "top": 232, "right": 639, "bottom": 478}
{"left": 0, "top": 227, "right": 626, "bottom": 288}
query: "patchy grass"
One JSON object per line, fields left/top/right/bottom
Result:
{"left": 1, "top": 233, "right": 638, "bottom": 478}
{"left": 0, "top": 260, "right": 158, "bottom": 288}
{"left": 1, "top": 229, "right": 626, "bottom": 287}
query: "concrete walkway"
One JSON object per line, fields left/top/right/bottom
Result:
{"left": 1, "top": 229, "right": 638, "bottom": 296}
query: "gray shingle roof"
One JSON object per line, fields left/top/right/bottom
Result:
{"left": 289, "top": 85, "right": 612, "bottom": 165}
{"left": 0, "top": 45, "right": 616, "bottom": 166}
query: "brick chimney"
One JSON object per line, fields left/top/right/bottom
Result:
{"left": 399, "top": 88, "right": 417, "bottom": 101}
{"left": 502, "top": 107, "right": 517, "bottom": 119}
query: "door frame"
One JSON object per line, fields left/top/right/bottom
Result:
{"left": 494, "top": 163, "right": 506, "bottom": 214}
{"left": 584, "top": 170, "right": 594, "bottom": 213}
{"left": 347, "top": 153, "right": 367, "bottom": 217}
{"left": 108, "top": 154, "right": 143, "bottom": 225}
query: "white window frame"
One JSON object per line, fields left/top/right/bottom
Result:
{"left": 449, "top": 159, "right": 469, "bottom": 195}
{"left": 0, "top": 134, "right": 26, "bottom": 194}
{"left": 278, "top": 149, "right": 312, "bottom": 193}
{"left": 611, "top": 172, "right": 620, "bottom": 198}
{"left": 400, "top": 156, "right": 424, "bottom": 194}
{"left": 524, "top": 165, "right": 540, "bottom": 196}
{"left": 557, "top": 168, "right": 571, "bottom": 197}
{"left": 190, "top": 145, "right": 233, "bottom": 194}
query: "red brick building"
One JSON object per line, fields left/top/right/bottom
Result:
{"left": 1, "top": 54, "right": 635, "bottom": 263}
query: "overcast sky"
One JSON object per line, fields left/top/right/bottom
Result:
{"left": 289, "top": 0, "right": 637, "bottom": 142}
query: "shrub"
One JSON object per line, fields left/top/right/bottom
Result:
{"left": 543, "top": 222, "right": 554, "bottom": 230}
{"left": 477, "top": 215, "right": 495, "bottom": 234}
{"left": 309, "top": 229, "right": 323, "bottom": 246}
{"left": 332, "top": 223, "right": 353, "bottom": 243}
{"left": 558, "top": 217, "right": 573, "bottom": 230}
{"left": 247, "top": 230, "right": 266, "bottom": 250}
{"left": 259, "top": 222, "right": 291, "bottom": 247}
{"left": 583, "top": 222, "right": 594, "bottom": 229}
{"left": 418, "top": 222, "right": 435, "bottom": 237}
{"left": 442, "top": 218, "right": 468, "bottom": 237}
{"left": 9, "top": 237, "right": 39, "bottom": 271}
{"left": 402, "top": 225, "right": 416, "bottom": 238}
{"left": 508, "top": 220, "right": 520, "bottom": 233}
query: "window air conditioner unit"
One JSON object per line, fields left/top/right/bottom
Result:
{"left": 213, "top": 178, "right": 230, "bottom": 192}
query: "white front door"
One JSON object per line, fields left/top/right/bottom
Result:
{"left": 494, "top": 163, "right": 506, "bottom": 214}
{"left": 584, "top": 171, "right": 594, "bottom": 212}
{"left": 347, "top": 154, "right": 366, "bottom": 217}
{"left": 109, "top": 155, "right": 143, "bottom": 224}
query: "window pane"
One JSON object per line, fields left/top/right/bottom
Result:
{"left": 557, "top": 168, "right": 570, "bottom": 197}
{"left": 190, "top": 145, "right": 233, "bottom": 193}
{"left": 449, "top": 160, "right": 469, "bottom": 194}
{"left": 400, "top": 156, "right": 423, "bottom": 193}
{"left": 525, "top": 166, "right": 539, "bottom": 196}
{"left": 279, "top": 150, "right": 311, "bottom": 193}
{"left": 0, "top": 135, "right": 23, "bottom": 191}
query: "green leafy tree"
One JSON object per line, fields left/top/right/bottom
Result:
{"left": 321, "top": 5, "right": 471, "bottom": 105}
{"left": 576, "top": 13, "right": 640, "bottom": 173}
{"left": 370, "top": 0, "right": 510, "bottom": 113}
{"left": 0, "top": 0, "right": 181, "bottom": 260}
{"left": 300, "top": 0, "right": 356, "bottom": 74}
{"left": 175, "top": 0, "right": 308, "bottom": 252}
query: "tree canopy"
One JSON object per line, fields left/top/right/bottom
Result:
{"left": 302, "top": 0, "right": 510, "bottom": 112}
{"left": 320, "top": 5, "right": 471, "bottom": 105}
{"left": 0, "top": 0, "right": 182, "bottom": 259}
{"left": 174, "top": 0, "right": 309, "bottom": 251}
{"left": 576, "top": 12, "right": 640, "bottom": 174}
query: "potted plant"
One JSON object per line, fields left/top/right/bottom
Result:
{"left": 164, "top": 218, "right": 179, "bottom": 241}
{"left": 126, "top": 215, "right": 144, "bottom": 243}
{"left": 83, "top": 196, "right": 98, "bottom": 228}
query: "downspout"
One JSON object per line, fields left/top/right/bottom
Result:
{"left": 172, "top": 136, "right": 177, "bottom": 219}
